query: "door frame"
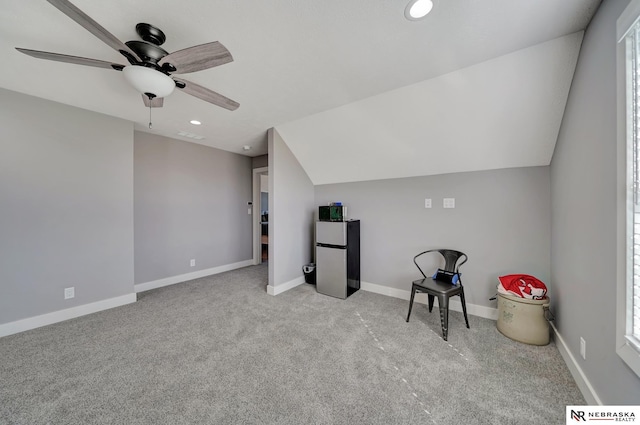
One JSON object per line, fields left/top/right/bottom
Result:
{"left": 252, "top": 166, "right": 268, "bottom": 265}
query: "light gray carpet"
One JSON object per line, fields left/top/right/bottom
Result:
{"left": 0, "top": 264, "right": 584, "bottom": 424}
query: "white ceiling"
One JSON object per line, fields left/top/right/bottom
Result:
{"left": 0, "top": 0, "right": 600, "bottom": 160}
{"left": 277, "top": 32, "right": 583, "bottom": 185}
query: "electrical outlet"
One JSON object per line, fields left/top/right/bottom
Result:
{"left": 424, "top": 198, "right": 432, "bottom": 208}
{"left": 190, "top": 259, "right": 196, "bottom": 267}
{"left": 64, "top": 287, "right": 75, "bottom": 300}
{"left": 580, "top": 337, "right": 586, "bottom": 360}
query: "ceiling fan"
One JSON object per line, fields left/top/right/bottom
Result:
{"left": 16, "top": 0, "right": 239, "bottom": 111}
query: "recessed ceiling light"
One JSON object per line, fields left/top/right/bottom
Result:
{"left": 190, "top": 120, "right": 201, "bottom": 125}
{"left": 243, "top": 145, "right": 251, "bottom": 151}
{"left": 405, "top": 0, "right": 433, "bottom": 20}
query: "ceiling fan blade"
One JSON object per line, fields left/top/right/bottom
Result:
{"left": 46, "top": 0, "right": 138, "bottom": 61}
{"left": 159, "top": 42, "right": 233, "bottom": 74}
{"left": 16, "top": 48, "right": 124, "bottom": 70}
{"left": 174, "top": 78, "right": 239, "bottom": 111}
{"left": 142, "top": 95, "right": 164, "bottom": 108}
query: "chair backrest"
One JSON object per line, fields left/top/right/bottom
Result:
{"left": 413, "top": 249, "right": 468, "bottom": 282}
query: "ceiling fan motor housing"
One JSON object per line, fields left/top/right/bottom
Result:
{"left": 125, "top": 40, "right": 168, "bottom": 64}
{"left": 124, "top": 23, "right": 177, "bottom": 73}
{"left": 136, "top": 23, "right": 166, "bottom": 46}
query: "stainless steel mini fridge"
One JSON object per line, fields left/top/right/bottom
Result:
{"left": 316, "top": 220, "right": 360, "bottom": 299}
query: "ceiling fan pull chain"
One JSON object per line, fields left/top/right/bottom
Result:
{"left": 148, "top": 102, "right": 152, "bottom": 129}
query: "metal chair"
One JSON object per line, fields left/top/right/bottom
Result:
{"left": 406, "top": 249, "right": 469, "bottom": 341}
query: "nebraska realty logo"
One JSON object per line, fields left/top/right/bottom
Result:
{"left": 566, "top": 406, "right": 639, "bottom": 423}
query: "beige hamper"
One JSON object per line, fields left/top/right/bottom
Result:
{"left": 496, "top": 293, "right": 550, "bottom": 346}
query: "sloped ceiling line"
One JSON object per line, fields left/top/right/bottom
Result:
{"left": 276, "top": 32, "right": 584, "bottom": 185}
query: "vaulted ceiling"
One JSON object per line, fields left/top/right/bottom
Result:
{"left": 277, "top": 33, "right": 583, "bottom": 184}
{"left": 1, "top": 0, "right": 600, "bottom": 181}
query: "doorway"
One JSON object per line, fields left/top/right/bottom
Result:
{"left": 252, "top": 167, "right": 268, "bottom": 264}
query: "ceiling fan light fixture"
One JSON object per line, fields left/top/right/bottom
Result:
{"left": 405, "top": 0, "right": 433, "bottom": 20}
{"left": 123, "top": 65, "right": 175, "bottom": 98}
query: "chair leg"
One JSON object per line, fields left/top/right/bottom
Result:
{"left": 406, "top": 286, "right": 417, "bottom": 322}
{"left": 438, "top": 296, "right": 449, "bottom": 341}
{"left": 460, "top": 289, "right": 470, "bottom": 329}
{"left": 427, "top": 294, "right": 435, "bottom": 312}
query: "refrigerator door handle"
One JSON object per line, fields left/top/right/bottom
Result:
{"left": 317, "top": 243, "right": 347, "bottom": 249}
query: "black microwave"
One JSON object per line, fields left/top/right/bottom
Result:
{"left": 319, "top": 206, "right": 347, "bottom": 222}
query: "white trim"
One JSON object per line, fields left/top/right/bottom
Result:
{"left": 267, "top": 275, "right": 305, "bottom": 296}
{"left": 360, "top": 281, "right": 498, "bottom": 320}
{"left": 134, "top": 260, "right": 254, "bottom": 293}
{"left": 616, "top": 2, "right": 640, "bottom": 378}
{"left": 550, "top": 322, "right": 602, "bottom": 405}
{"left": 361, "top": 281, "right": 601, "bottom": 404}
{"left": 0, "top": 293, "right": 137, "bottom": 338}
{"left": 618, "top": 0, "right": 640, "bottom": 42}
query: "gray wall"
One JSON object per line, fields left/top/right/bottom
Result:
{"left": 0, "top": 88, "right": 134, "bottom": 324}
{"left": 268, "top": 129, "right": 315, "bottom": 287}
{"left": 134, "top": 131, "right": 252, "bottom": 284}
{"left": 550, "top": 0, "right": 640, "bottom": 404}
{"left": 252, "top": 154, "right": 268, "bottom": 169}
{"left": 315, "top": 167, "right": 551, "bottom": 308}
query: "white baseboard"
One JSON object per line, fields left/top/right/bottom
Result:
{"left": 360, "top": 281, "right": 499, "bottom": 320}
{"left": 550, "top": 322, "right": 602, "bottom": 405}
{"left": 267, "top": 276, "right": 305, "bottom": 296}
{"left": 134, "top": 260, "right": 254, "bottom": 293}
{"left": 0, "top": 293, "right": 137, "bottom": 338}
{"left": 361, "top": 281, "right": 602, "bottom": 403}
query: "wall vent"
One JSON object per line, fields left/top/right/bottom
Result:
{"left": 177, "top": 131, "right": 205, "bottom": 140}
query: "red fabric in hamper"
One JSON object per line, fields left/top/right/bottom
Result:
{"left": 498, "top": 274, "right": 547, "bottom": 300}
